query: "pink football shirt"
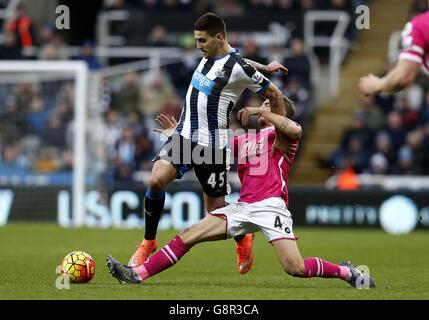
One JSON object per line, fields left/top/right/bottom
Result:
{"left": 232, "top": 127, "right": 300, "bottom": 207}
{"left": 399, "top": 11, "right": 429, "bottom": 76}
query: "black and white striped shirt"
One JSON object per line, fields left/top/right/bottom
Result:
{"left": 175, "top": 49, "right": 271, "bottom": 149}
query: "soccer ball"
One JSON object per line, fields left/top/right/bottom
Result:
{"left": 61, "top": 251, "right": 96, "bottom": 283}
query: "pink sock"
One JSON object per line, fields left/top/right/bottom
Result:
{"left": 304, "top": 257, "right": 350, "bottom": 280}
{"left": 134, "top": 236, "right": 189, "bottom": 280}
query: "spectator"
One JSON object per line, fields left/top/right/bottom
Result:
{"left": 134, "top": 129, "right": 155, "bottom": 170}
{"left": 299, "top": 0, "right": 316, "bottom": 11}
{"left": 336, "top": 156, "right": 360, "bottom": 190}
{"left": 114, "top": 127, "right": 136, "bottom": 168}
{"left": 126, "top": 110, "right": 146, "bottom": 137}
{"left": 111, "top": 72, "right": 141, "bottom": 115}
{"left": 273, "top": 0, "right": 296, "bottom": 11}
{"left": 103, "top": 110, "right": 123, "bottom": 162}
{"left": 214, "top": 0, "right": 244, "bottom": 17}
{"left": 0, "top": 145, "right": 28, "bottom": 174}
{"left": 395, "top": 96, "right": 419, "bottom": 130}
{"left": 344, "top": 136, "right": 370, "bottom": 174}
{"left": 43, "top": 114, "right": 67, "bottom": 150}
{"left": 167, "top": 35, "right": 199, "bottom": 98}
{"left": 33, "top": 147, "right": 60, "bottom": 173}
{"left": 25, "top": 97, "right": 50, "bottom": 136}
{"left": 384, "top": 110, "right": 407, "bottom": 154}
{"left": 14, "top": 82, "right": 36, "bottom": 113}
{"left": 244, "top": 39, "right": 268, "bottom": 68}
{"left": 340, "top": 110, "right": 373, "bottom": 150}
{"left": 6, "top": 3, "right": 35, "bottom": 50}
{"left": 368, "top": 153, "right": 389, "bottom": 175}
{"left": 403, "top": 129, "right": 426, "bottom": 173}
{"left": 38, "top": 30, "right": 70, "bottom": 60}
{"left": 285, "top": 79, "right": 310, "bottom": 124}
{"left": 393, "top": 146, "right": 415, "bottom": 175}
{"left": 420, "top": 91, "right": 429, "bottom": 124}
{"left": 192, "top": 0, "right": 213, "bottom": 15}
{"left": 0, "top": 95, "right": 25, "bottom": 141}
{"left": 159, "top": 94, "right": 183, "bottom": 121}
{"left": 373, "top": 131, "right": 396, "bottom": 168}
{"left": 39, "top": 44, "right": 60, "bottom": 60}
{"left": 283, "top": 38, "right": 311, "bottom": 89}
{"left": 141, "top": 69, "right": 175, "bottom": 115}
{"left": 0, "top": 31, "right": 22, "bottom": 60}
{"left": 146, "top": 25, "right": 169, "bottom": 47}
{"left": 76, "top": 40, "right": 102, "bottom": 70}
{"left": 359, "top": 97, "right": 385, "bottom": 132}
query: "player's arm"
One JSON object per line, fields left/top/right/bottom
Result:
{"left": 244, "top": 58, "right": 288, "bottom": 75}
{"left": 260, "top": 83, "right": 286, "bottom": 116}
{"left": 283, "top": 95, "right": 295, "bottom": 117}
{"left": 359, "top": 59, "right": 421, "bottom": 96}
{"left": 237, "top": 102, "right": 301, "bottom": 140}
{"left": 260, "top": 109, "right": 301, "bottom": 140}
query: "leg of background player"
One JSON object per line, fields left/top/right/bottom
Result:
{"left": 128, "top": 160, "right": 177, "bottom": 267}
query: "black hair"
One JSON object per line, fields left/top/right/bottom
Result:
{"left": 194, "top": 13, "right": 226, "bottom": 37}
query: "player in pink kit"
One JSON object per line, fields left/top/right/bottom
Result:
{"left": 106, "top": 100, "right": 375, "bottom": 289}
{"left": 359, "top": 9, "right": 429, "bottom": 95}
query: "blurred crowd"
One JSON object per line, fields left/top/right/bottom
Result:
{"left": 323, "top": 1, "right": 429, "bottom": 184}
{"left": 324, "top": 86, "right": 429, "bottom": 177}
{"left": 0, "top": 1, "right": 322, "bottom": 185}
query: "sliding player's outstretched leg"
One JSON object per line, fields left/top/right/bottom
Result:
{"left": 107, "top": 255, "right": 142, "bottom": 284}
{"left": 271, "top": 239, "right": 376, "bottom": 288}
{"left": 340, "top": 261, "right": 376, "bottom": 288}
{"left": 108, "top": 215, "right": 227, "bottom": 284}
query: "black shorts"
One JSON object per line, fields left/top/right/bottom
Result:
{"left": 153, "top": 134, "right": 230, "bottom": 197}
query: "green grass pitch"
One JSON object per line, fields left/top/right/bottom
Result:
{"left": 1, "top": 223, "right": 428, "bottom": 300}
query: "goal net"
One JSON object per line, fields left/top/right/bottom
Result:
{"left": 0, "top": 61, "right": 88, "bottom": 227}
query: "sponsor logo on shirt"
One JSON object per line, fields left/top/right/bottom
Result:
{"left": 191, "top": 70, "right": 214, "bottom": 95}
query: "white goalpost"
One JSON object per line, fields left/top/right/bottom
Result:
{"left": 0, "top": 61, "right": 88, "bottom": 227}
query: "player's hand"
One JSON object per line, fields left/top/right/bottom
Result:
{"left": 271, "top": 132, "right": 298, "bottom": 162}
{"left": 154, "top": 114, "right": 177, "bottom": 137}
{"left": 237, "top": 107, "right": 263, "bottom": 126}
{"left": 266, "top": 61, "right": 288, "bottom": 75}
{"left": 359, "top": 74, "right": 382, "bottom": 96}
{"left": 282, "top": 140, "right": 299, "bottom": 164}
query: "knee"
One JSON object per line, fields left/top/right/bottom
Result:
{"left": 147, "top": 176, "right": 165, "bottom": 192}
{"left": 284, "top": 262, "right": 306, "bottom": 277}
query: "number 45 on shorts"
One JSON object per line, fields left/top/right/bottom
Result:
{"left": 207, "top": 172, "right": 226, "bottom": 188}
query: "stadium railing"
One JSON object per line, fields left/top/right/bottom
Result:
{"left": 325, "top": 174, "right": 429, "bottom": 190}
{"left": 304, "top": 10, "right": 351, "bottom": 98}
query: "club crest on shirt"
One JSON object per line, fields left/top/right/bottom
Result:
{"left": 251, "top": 72, "right": 263, "bottom": 84}
{"left": 215, "top": 68, "right": 226, "bottom": 78}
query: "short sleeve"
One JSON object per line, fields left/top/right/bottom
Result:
{"left": 399, "top": 20, "right": 427, "bottom": 65}
{"left": 234, "top": 60, "right": 271, "bottom": 93}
